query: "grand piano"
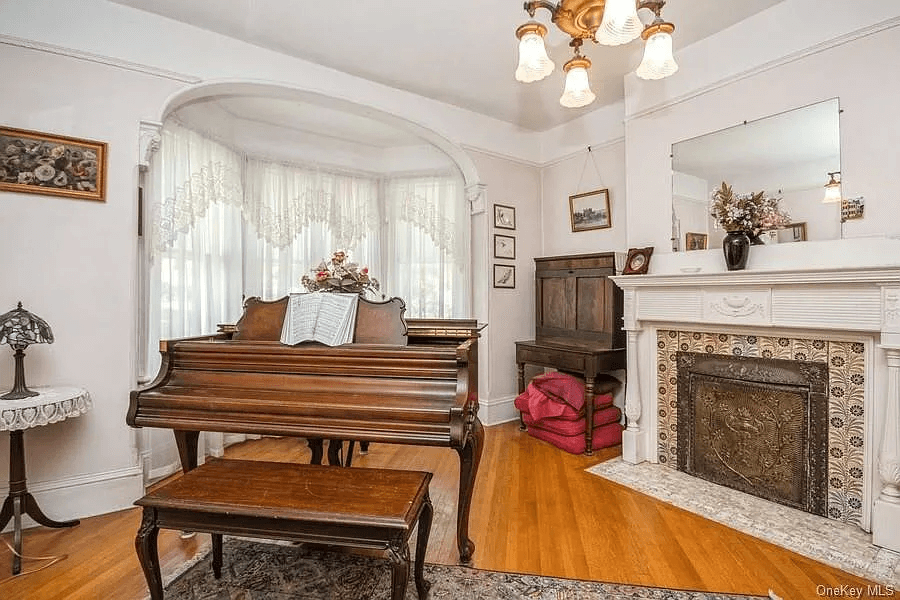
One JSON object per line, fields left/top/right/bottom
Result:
{"left": 128, "top": 295, "right": 485, "bottom": 563}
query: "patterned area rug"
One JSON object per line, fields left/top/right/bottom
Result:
{"left": 163, "top": 537, "right": 766, "bottom": 600}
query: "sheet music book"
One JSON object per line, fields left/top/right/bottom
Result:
{"left": 280, "top": 293, "right": 359, "bottom": 347}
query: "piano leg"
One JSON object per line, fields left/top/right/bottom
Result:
{"left": 326, "top": 439, "right": 344, "bottom": 466}
{"left": 454, "top": 416, "right": 484, "bottom": 564}
{"left": 308, "top": 439, "right": 324, "bottom": 465}
{"left": 174, "top": 430, "right": 200, "bottom": 472}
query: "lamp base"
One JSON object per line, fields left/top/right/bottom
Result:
{"left": 3, "top": 349, "right": 39, "bottom": 400}
{"left": 1, "top": 387, "right": 39, "bottom": 401}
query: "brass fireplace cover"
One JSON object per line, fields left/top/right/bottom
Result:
{"left": 676, "top": 352, "right": 828, "bottom": 516}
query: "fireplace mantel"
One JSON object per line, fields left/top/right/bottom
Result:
{"left": 611, "top": 243, "right": 900, "bottom": 552}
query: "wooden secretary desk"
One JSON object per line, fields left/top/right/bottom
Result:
{"left": 515, "top": 252, "right": 626, "bottom": 454}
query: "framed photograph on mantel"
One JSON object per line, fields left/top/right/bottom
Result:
{"left": 493, "top": 234, "right": 516, "bottom": 259}
{"left": 569, "top": 188, "right": 611, "bottom": 232}
{"left": 494, "top": 204, "right": 516, "bottom": 230}
{"left": 685, "top": 232, "right": 708, "bottom": 251}
{"left": 0, "top": 126, "right": 107, "bottom": 202}
{"left": 622, "top": 247, "right": 653, "bottom": 275}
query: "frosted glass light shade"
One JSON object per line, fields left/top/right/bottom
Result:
{"left": 560, "top": 63, "right": 596, "bottom": 108}
{"left": 515, "top": 28, "right": 555, "bottom": 83}
{"left": 636, "top": 31, "right": 678, "bottom": 80}
{"left": 596, "top": 0, "right": 642, "bottom": 46}
{"left": 823, "top": 181, "right": 842, "bottom": 203}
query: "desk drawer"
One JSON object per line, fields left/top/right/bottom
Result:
{"left": 516, "top": 347, "right": 587, "bottom": 372}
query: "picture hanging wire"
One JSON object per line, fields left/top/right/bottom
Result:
{"left": 575, "top": 145, "right": 606, "bottom": 194}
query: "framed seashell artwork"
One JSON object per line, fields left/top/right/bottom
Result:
{"left": 0, "top": 126, "right": 107, "bottom": 202}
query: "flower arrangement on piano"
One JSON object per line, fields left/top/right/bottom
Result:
{"left": 709, "top": 181, "right": 790, "bottom": 238}
{"left": 301, "top": 250, "right": 381, "bottom": 296}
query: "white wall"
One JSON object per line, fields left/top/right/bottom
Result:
{"left": 540, "top": 141, "right": 628, "bottom": 257}
{"left": 468, "top": 150, "right": 542, "bottom": 424}
{"left": 625, "top": 8, "right": 900, "bottom": 257}
{"left": 0, "top": 44, "right": 184, "bottom": 521}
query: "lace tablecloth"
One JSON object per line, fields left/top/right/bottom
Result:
{"left": 0, "top": 386, "right": 92, "bottom": 431}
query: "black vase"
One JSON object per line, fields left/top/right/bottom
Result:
{"left": 723, "top": 231, "right": 751, "bottom": 271}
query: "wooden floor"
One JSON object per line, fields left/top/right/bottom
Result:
{"left": 0, "top": 422, "right": 881, "bottom": 599}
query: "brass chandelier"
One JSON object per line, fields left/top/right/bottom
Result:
{"left": 515, "top": 0, "right": 678, "bottom": 108}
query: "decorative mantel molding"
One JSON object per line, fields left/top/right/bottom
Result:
{"left": 611, "top": 262, "right": 900, "bottom": 552}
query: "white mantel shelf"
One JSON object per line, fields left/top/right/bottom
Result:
{"left": 612, "top": 266, "right": 900, "bottom": 288}
{"left": 609, "top": 247, "right": 900, "bottom": 553}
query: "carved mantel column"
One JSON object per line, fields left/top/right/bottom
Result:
{"left": 874, "top": 285, "right": 900, "bottom": 550}
{"left": 621, "top": 288, "right": 646, "bottom": 464}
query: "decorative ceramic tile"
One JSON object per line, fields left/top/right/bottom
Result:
{"left": 586, "top": 458, "right": 900, "bottom": 588}
{"left": 656, "top": 330, "right": 867, "bottom": 529}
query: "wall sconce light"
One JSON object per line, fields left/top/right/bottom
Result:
{"left": 823, "top": 171, "right": 841, "bottom": 203}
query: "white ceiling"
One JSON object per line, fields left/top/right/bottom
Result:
{"left": 110, "top": 0, "right": 785, "bottom": 132}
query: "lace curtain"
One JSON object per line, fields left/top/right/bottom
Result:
{"left": 147, "top": 125, "right": 470, "bottom": 357}
{"left": 242, "top": 160, "right": 381, "bottom": 299}
{"left": 382, "top": 174, "right": 469, "bottom": 318}
{"left": 148, "top": 124, "right": 245, "bottom": 354}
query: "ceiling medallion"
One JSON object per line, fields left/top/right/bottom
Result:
{"left": 515, "top": 0, "right": 678, "bottom": 108}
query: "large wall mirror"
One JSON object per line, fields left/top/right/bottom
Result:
{"left": 671, "top": 98, "right": 841, "bottom": 251}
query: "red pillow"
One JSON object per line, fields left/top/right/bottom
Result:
{"left": 521, "top": 404, "right": 621, "bottom": 436}
{"left": 526, "top": 422, "right": 623, "bottom": 454}
{"left": 514, "top": 372, "right": 613, "bottom": 421}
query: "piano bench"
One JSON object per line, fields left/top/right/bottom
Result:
{"left": 134, "top": 458, "right": 434, "bottom": 600}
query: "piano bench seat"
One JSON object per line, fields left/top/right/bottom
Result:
{"left": 134, "top": 459, "right": 434, "bottom": 600}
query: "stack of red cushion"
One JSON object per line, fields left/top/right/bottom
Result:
{"left": 514, "top": 372, "right": 623, "bottom": 454}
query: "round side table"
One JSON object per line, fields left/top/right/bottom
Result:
{"left": 0, "top": 385, "right": 92, "bottom": 575}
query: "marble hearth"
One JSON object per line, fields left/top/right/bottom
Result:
{"left": 611, "top": 238, "right": 900, "bottom": 552}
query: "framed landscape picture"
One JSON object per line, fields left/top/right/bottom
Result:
{"left": 569, "top": 189, "right": 611, "bottom": 232}
{"left": 493, "top": 234, "right": 516, "bottom": 259}
{"left": 0, "top": 126, "right": 107, "bottom": 202}
{"left": 493, "top": 264, "right": 515, "bottom": 288}
{"left": 494, "top": 204, "right": 516, "bottom": 230}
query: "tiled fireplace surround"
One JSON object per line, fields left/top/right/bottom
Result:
{"left": 611, "top": 240, "right": 900, "bottom": 552}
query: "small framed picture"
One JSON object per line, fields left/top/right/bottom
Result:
{"left": 493, "top": 234, "right": 516, "bottom": 259}
{"left": 0, "top": 126, "right": 107, "bottom": 202}
{"left": 622, "top": 247, "right": 654, "bottom": 275}
{"left": 791, "top": 222, "right": 807, "bottom": 242}
{"left": 685, "top": 232, "right": 708, "bottom": 251}
{"left": 494, "top": 204, "right": 516, "bottom": 230}
{"left": 569, "top": 188, "right": 611, "bottom": 232}
{"left": 493, "top": 264, "right": 516, "bottom": 288}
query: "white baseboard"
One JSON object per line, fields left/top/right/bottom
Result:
{"left": 1, "top": 465, "right": 144, "bottom": 533}
{"left": 479, "top": 395, "right": 520, "bottom": 426}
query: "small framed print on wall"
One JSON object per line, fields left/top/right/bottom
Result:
{"left": 494, "top": 204, "right": 516, "bottom": 230}
{"left": 493, "top": 234, "right": 516, "bottom": 259}
{"left": 493, "top": 264, "right": 516, "bottom": 288}
{"left": 622, "top": 247, "right": 654, "bottom": 275}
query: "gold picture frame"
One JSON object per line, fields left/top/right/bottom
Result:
{"left": 0, "top": 126, "right": 107, "bottom": 202}
{"left": 685, "top": 232, "right": 708, "bottom": 251}
{"left": 569, "top": 188, "right": 611, "bottom": 232}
